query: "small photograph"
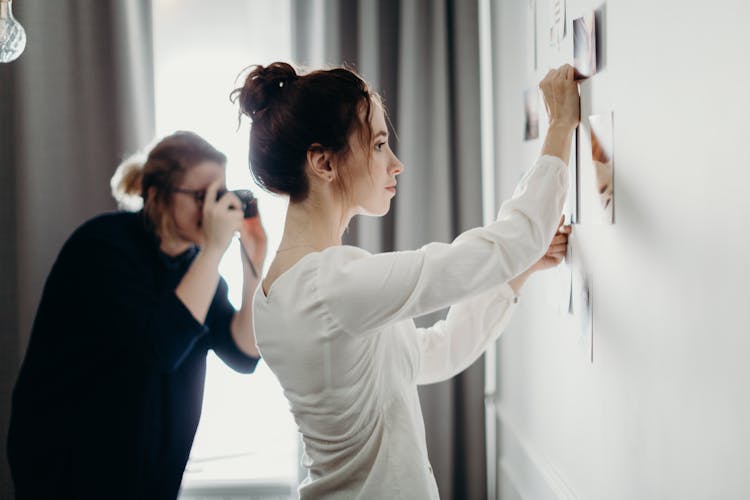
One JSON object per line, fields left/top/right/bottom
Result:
{"left": 523, "top": 88, "right": 539, "bottom": 141}
{"left": 549, "top": 0, "right": 566, "bottom": 47}
{"left": 588, "top": 112, "right": 614, "bottom": 223}
{"left": 572, "top": 263, "right": 593, "bottom": 363}
{"left": 579, "top": 276, "right": 593, "bottom": 363}
{"left": 573, "top": 11, "right": 596, "bottom": 79}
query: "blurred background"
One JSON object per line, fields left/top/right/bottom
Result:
{"left": 1, "top": 1, "right": 489, "bottom": 498}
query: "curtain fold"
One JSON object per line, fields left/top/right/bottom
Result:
{"left": 292, "top": 1, "right": 486, "bottom": 498}
{"left": 0, "top": 1, "right": 154, "bottom": 495}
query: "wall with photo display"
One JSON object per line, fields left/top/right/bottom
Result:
{"left": 482, "top": 1, "right": 750, "bottom": 499}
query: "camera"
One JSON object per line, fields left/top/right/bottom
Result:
{"left": 218, "top": 189, "right": 258, "bottom": 219}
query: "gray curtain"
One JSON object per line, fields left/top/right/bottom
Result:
{"left": 0, "top": 1, "right": 154, "bottom": 495}
{"left": 292, "top": 1, "right": 486, "bottom": 498}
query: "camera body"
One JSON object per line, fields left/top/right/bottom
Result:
{"left": 218, "top": 189, "right": 258, "bottom": 218}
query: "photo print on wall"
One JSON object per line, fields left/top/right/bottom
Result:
{"left": 549, "top": 0, "right": 566, "bottom": 47}
{"left": 569, "top": 240, "right": 593, "bottom": 363}
{"left": 588, "top": 112, "right": 614, "bottom": 224}
{"left": 573, "top": 11, "right": 596, "bottom": 79}
{"left": 524, "top": 88, "right": 539, "bottom": 141}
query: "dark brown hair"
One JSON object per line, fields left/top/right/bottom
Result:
{"left": 231, "top": 62, "right": 376, "bottom": 202}
{"left": 111, "top": 130, "right": 226, "bottom": 236}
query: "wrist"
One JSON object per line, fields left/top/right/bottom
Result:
{"left": 242, "top": 260, "right": 261, "bottom": 281}
{"left": 509, "top": 269, "right": 532, "bottom": 294}
{"left": 199, "top": 244, "right": 224, "bottom": 265}
{"left": 548, "top": 120, "right": 577, "bottom": 133}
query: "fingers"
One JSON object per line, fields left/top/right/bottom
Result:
{"left": 241, "top": 215, "right": 267, "bottom": 241}
{"left": 551, "top": 226, "right": 572, "bottom": 244}
{"left": 547, "top": 221, "right": 572, "bottom": 257}
{"left": 547, "top": 237, "right": 567, "bottom": 251}
{"left": 541, "top": 64, "right": 574, "bottom": 84}
{"left": 539, "top": 64, "right": 580, "bottom": 127}
{"left": 204, "top": 178, "right": 224, "bottom": 210}
{"left": 556, "top": 64, "right": 575, "bottom": 81}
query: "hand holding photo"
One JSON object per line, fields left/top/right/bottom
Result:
{"left": 573, "top": 12, "right": 596, "bottom": 79}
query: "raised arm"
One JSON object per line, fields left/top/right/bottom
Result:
{"left": 319, "top": 154, "right": 568, "bottom": 335}
{"left": 411, "top": 65, "right": 581, "bottom": 382}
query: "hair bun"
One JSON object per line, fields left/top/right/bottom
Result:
{"left": 110, "top": 153, "right": 146, "bottom": 211}
{"left": 234, "top": 62, "right": 299, "bottom": 119}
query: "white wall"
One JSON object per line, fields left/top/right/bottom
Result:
{"left": 486, "top": 1, "right": 750, "bottom": 499}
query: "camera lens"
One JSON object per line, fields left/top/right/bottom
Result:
{"left": 232, "top": 189, "right": 258, "bottom": 218}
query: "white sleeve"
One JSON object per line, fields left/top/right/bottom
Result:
{"left": 415, "top": 283, "right": 518, "bottom": 385}
{"left": 318, "top": 155, "right": 567, "bottom": 336}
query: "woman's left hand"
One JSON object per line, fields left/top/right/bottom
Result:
{"left": 531, "top": 218, "right": 572, "bottom": 272}
{"left": 238, "top": 209, "right": 267, "bottom": 278}
{"left": 508, "top": 217, "right": 571, "bottom": 293}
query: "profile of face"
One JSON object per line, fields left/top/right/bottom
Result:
{"left": 341, "top": 101, "right": 404, "bottom": 217}
{"left": 168, "top": 161, "right": 226, "bottom": 247}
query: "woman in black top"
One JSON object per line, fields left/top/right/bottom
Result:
{"left": 7, "top": 131, "right": 265, "bottom": 499}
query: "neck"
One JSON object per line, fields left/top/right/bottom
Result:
{"left": 280, "top": 191, "right": 351, "bottom": 251}
{"left": 159, "top": 233, "right": 194, "bottom": 256}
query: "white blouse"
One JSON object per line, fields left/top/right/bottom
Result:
{"left": 253, "top": 155, "right": 568, "bottom": 499}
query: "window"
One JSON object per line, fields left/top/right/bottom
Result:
{"left": 152, "top": 1, "right": 298, "bottom": 497}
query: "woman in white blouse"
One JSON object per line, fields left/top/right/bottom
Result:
{"left": 234, "top": 62, "right": 579, "bottom": 499}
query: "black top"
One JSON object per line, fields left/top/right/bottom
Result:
{"left": 7, "top": 211, "right": 259, "bottom": 500}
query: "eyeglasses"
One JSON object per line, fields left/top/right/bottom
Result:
{"left": 172, "top": 187, "right": 207, "bottom": 203}
{"left": 172, "top": 187, "right": 237, "bottom": 204}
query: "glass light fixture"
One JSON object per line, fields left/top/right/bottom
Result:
{"left": 0, "top": 0, "right": 26, "bottom": 63}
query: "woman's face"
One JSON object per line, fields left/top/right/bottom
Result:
{"left": 168, "top": 160, "right": 226, "bottom": 247}
{"left": 344, "top": 102, "right": 404, "bottom": 217}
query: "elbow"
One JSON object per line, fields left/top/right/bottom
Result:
{"left": 231, "top": 355, "right": 261, "bottom": 374}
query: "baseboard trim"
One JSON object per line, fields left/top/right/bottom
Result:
{"left": 495, "top": 402, "right": 581, "bottom": 500}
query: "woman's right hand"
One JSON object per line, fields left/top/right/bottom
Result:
{"left": 539, "top": 64, "right": 579, "bottom": 130}
{"left": 202, "top": 178, "right": 243, "bottom": 255}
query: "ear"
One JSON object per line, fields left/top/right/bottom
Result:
{"left": 306, "top": 143, "right": 335, "bottom": 183}
{"left": 146, "top": 186, "right": 159, "bottom": 204}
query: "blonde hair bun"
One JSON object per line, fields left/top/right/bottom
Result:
{"left": 110, "top": 153, "right": 146, "bottom": 211}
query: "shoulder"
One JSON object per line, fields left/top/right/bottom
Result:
{"left": 279, "top": 245, "right": 372, "bottom": 280}
{"left": 64, "top": 211, "right": 151, "bottom": 260}
{"left": 260, "top": 246, "right": 372, "bottom": 302}
{"left": 73, "top": 211, "right": 144, "bottom": 240}
{"left": 310, "top": 245, "right": 375, "bottom": 283}
{"left": 318, "top": 245, "right": 372, "bottom": 263}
